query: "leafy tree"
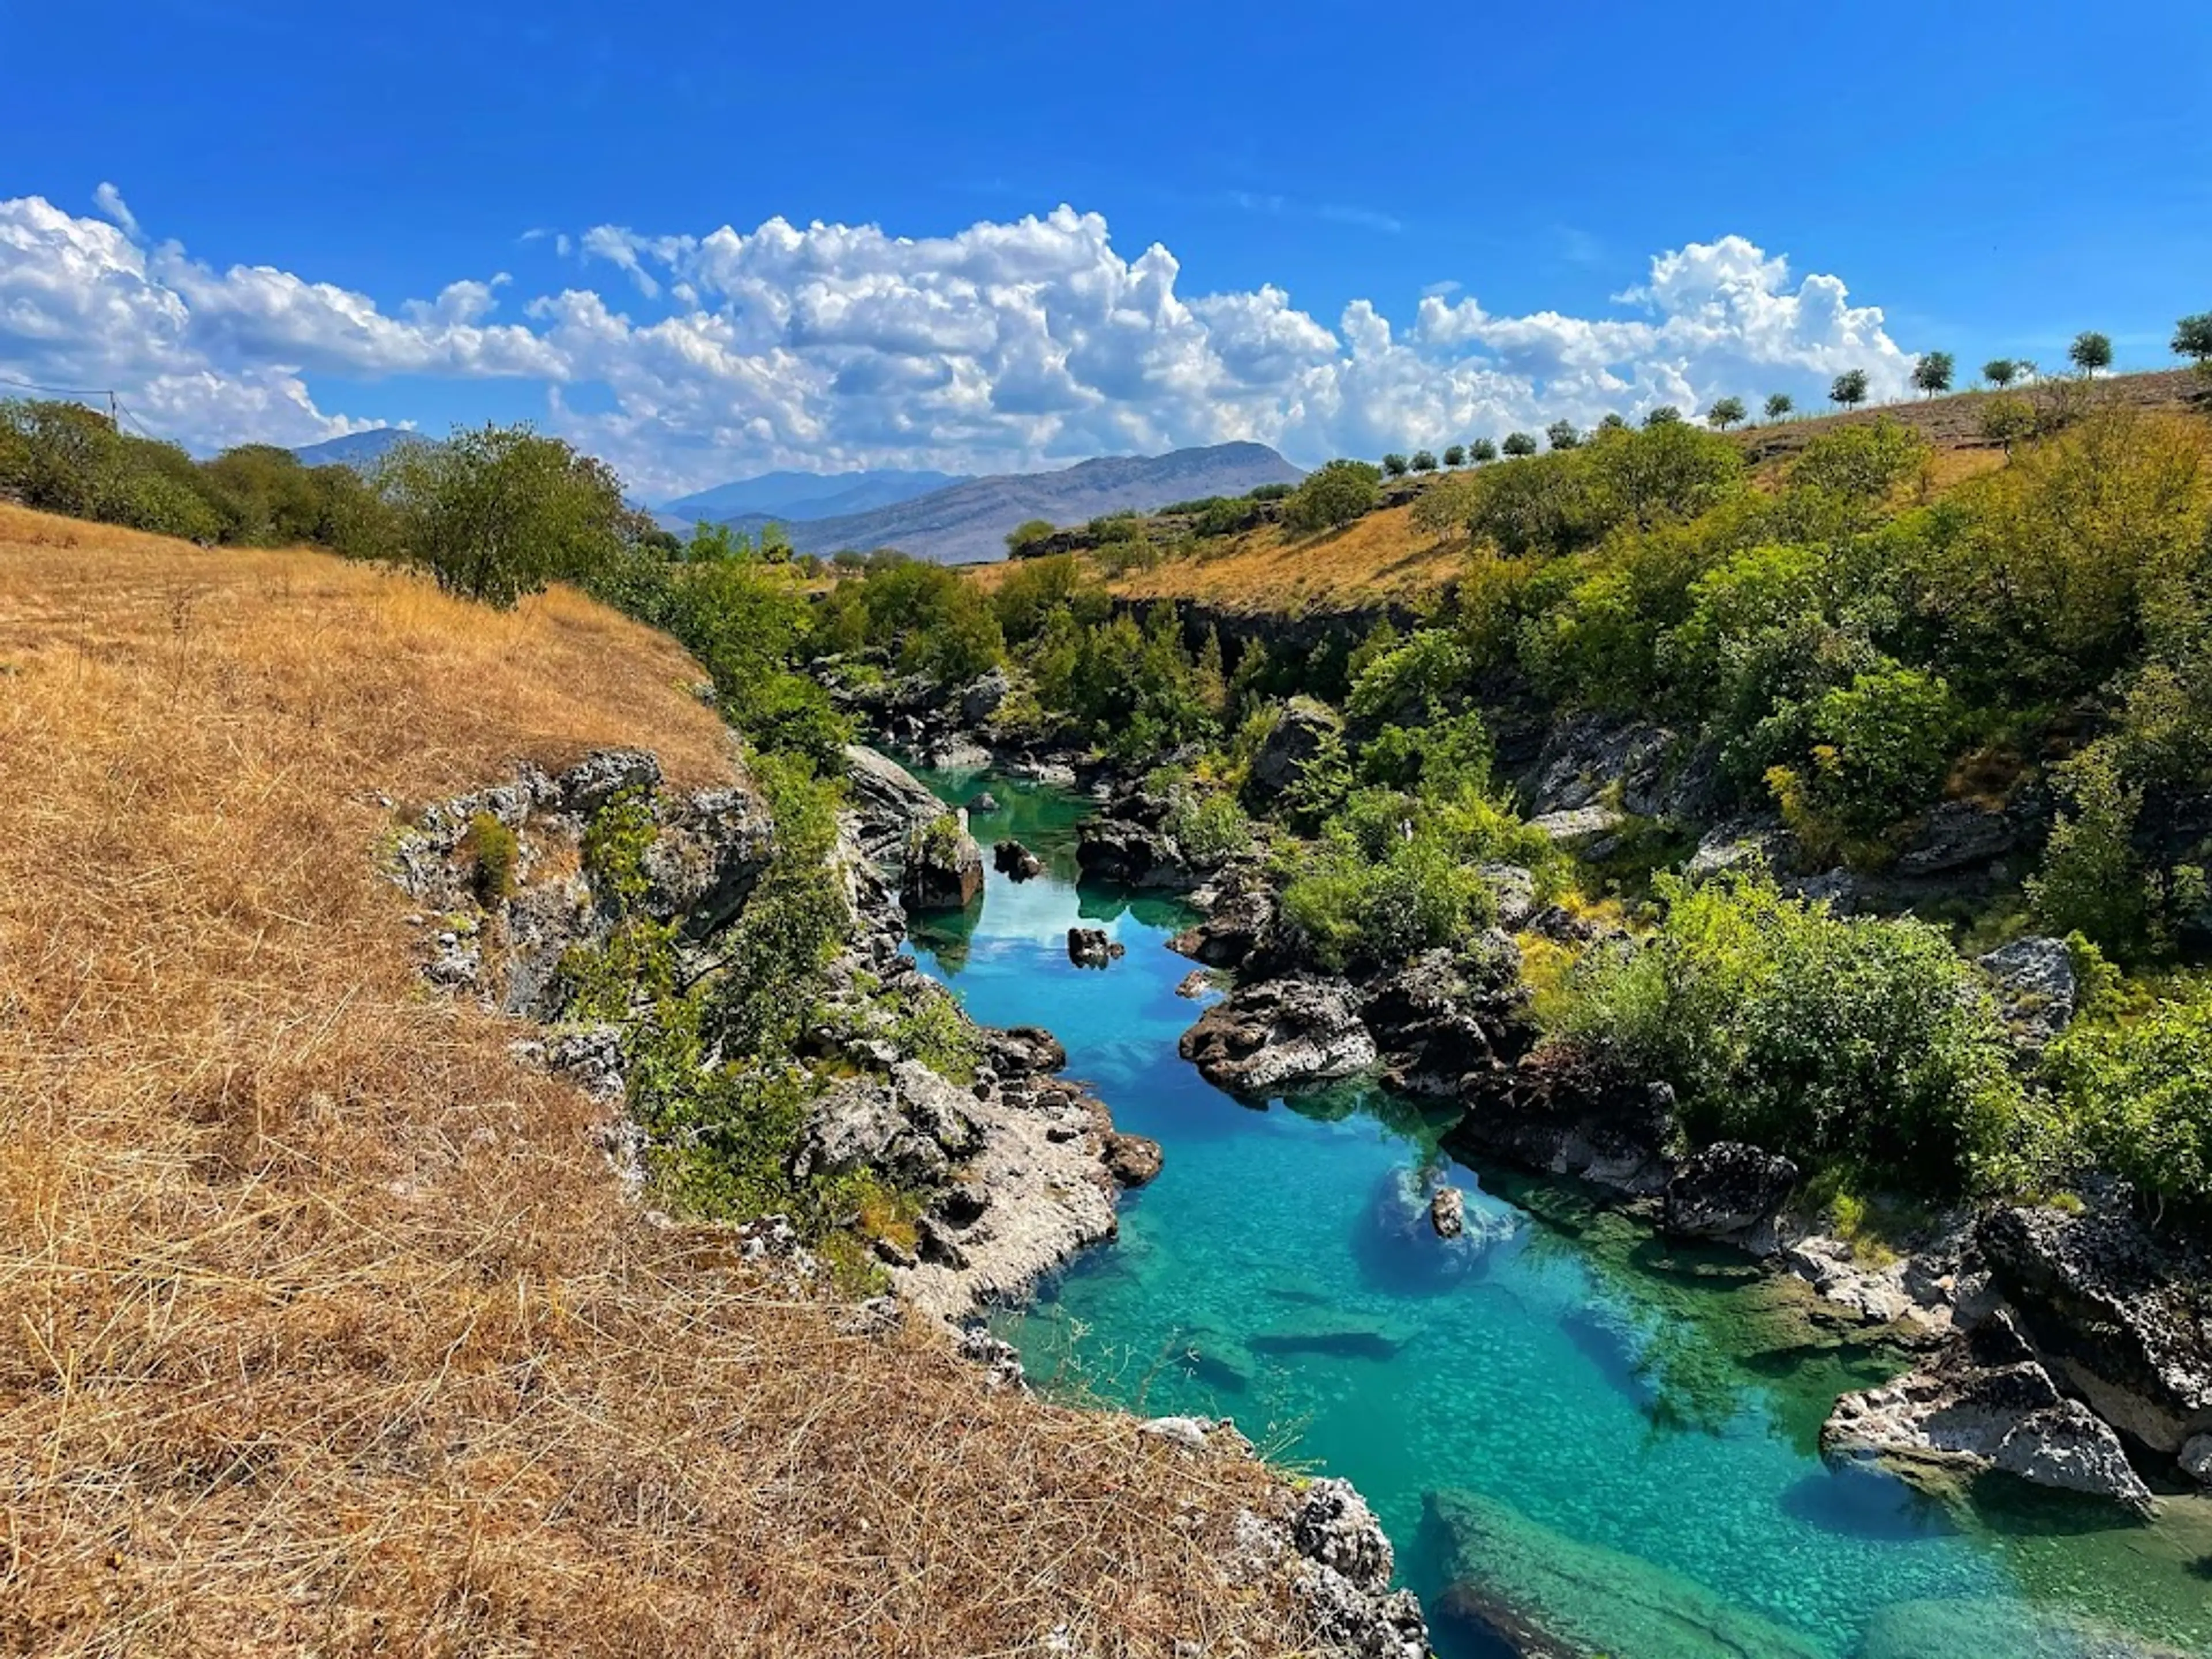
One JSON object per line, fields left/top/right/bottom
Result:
{"left": 1469, "top": 437, "right": 1499, "bottom": 463}
{"left": 1911, "top": 351, "right": 1955, "bottom": 397}
{"left": 1765, "top": 662, "right": 1961, "bottom": 850}
{"left": 1984, "top": 358, "right": 2019, "bottom": 388}
{"left": 1381, "top": 452, "right": 1411, "bottom": 478}
{"left": 377, "top": 424, "right": 633, "bottom": 607}
{"left": 1830, "top": 369, "right": 1871, "bottom": 410}
{"left": 1281, "top": 459, "right": 1382, "bottom": 533}
{"left": 1763, "top": 393, "right": 1794, "bottom": 422}
{"left": 1643, "top": 405, "right": 1683, "bottom": 427}
{"left": 1411, "top": 449, "right": 1438, "bottom": 473}
{"left": 1597, "top": 412, "right": 1629, "bottom": 433}
{"left": 2028, "top": 746, "right": 2152, "bottom": 957}
{"left": 1979, "top": 395, "right": 2037, "bottom": 453}
{"left": 2172, "top": 313, "right": 2212, "bottom": 365}
{"left": 1546, "top": 420, "right": 1582, "bottom": 452}
{"left": 1785, "top": 416, "right": 1929, "bottom": 506}
{"left": 1501, "top": 431, "right": 1539, "bottom": 458}
{"left": 2069, "top": 331, "right": 2113, "bottom": 376}
{"left": 1006, "top": 517, "right": 1056, "bottom": 556}
{"left": 1706, "top": 396, "right": 1747, "bottom": 431}
{"left": 1442, "top": 444, "right": 1467, "bottom": 468}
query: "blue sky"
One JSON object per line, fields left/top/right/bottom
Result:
{"left": 3, "top": 0, "right": 2207, "bottom": 497}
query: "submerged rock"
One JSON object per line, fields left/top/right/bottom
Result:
{"left": 1178, "top": 977, "right": 1377, "bottom": 1097}
{"left": 1853, "top": 1597, "right": 2196, "bottom": 1659}
{"left": 1421, "top": 1488, "right": 1825, "bottom": 1659}
{"left": 1429, "top": 1185, "right": 1465, "bottom": 1239}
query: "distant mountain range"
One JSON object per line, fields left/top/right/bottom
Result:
{"left": 290, "top": 428, "right": 414, "bottom": 469}
{"left": 658, "top": 468, "right": 967, "bottom": 524}
{"left": 710, "top": 442, "right": 1304, "bottom": 563}
{"left": 289, "top": 431, "right": 1303, "bottom": 565}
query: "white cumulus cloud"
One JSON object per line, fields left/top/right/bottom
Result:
{"left": 0, "top": 191, "right": 1918, "bottom": 496}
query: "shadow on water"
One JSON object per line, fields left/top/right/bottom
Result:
{"left": 1780, "top": 1464, "right": 1962, "bottom": 1542}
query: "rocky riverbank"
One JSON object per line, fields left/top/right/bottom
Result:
{"left": 395, "top": 740, "right": 1426, "bottom": 1656}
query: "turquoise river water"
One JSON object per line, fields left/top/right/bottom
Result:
{"left": 903, "top": 767, "right": 2212, "bottom": 1659}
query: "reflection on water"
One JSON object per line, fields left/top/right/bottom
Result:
{"left": 900, "top": 764, "right": 2212, "bottom": 1659}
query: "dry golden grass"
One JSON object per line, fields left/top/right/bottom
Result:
{"left": 0, "top": 508, "right": 1300, "bottom": 1657}
{"left": 1110, "top": 505, "right": 1459, "bottom": 614}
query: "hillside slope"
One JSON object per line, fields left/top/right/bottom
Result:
{"left": 0, "top": 507, "right": 1304, "bottom": 1656}
{"left": 767, "top": 441, "right": 1304, "bottom": 563}
{"left": 1095, "top": 369, "right": 2212, "bottom": 616}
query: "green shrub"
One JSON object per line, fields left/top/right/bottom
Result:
{"left": 1557, "top": 872, "right": 2024, "bottom": 1196}
{"left": 1165, "top": 787, "right": 1253, "bottom": 866}
{"left": 1763, "top": 663, "right": 1960, "bottom": 851}
{"left": 464, "top": 811, "right": 520, "bottom": 904}
{"left": 2047, "top": 983, "right": 2212, "bottom": 1225}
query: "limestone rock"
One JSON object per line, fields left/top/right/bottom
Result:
{"left": 1067, "top": 926, "right": 1118, "bottom": 968}
{"left": 557, "top": 749, "right": 662, "bottom": 816}
{"left": 953, "top": 1323, "right": 1025, "bottom": 1390}
{"left": 789, "top": 1079, "right": 949, "bottom": 1188}
{"left": 1978, "top": 935, "right": 2079, "bottom": 1049}
{"left": 1663, "top": 1142, "right": 1800, "bottom": 1256}
{"left": 966, "top": 790, "right": 1001, "bottom": 816}
{"left": 1978, "top": 1205, "right": 2212, "bottom": 1458}
{"left": 900, "top": 810, "right": 984, "bottom": 913}
{"left": 1179, "top": 977, "right": 1377, "bottom": 1096}
{"left": 2180, "top": 1432, "right": 2212, "bottom": 1486}
{"left": 1101, "top": 1132, "right": 1164, "bottom": 1187}
{"left": 892, "top": 1060, "right": 985, "bottom": 1159}
{"left": 1476, "top": 862, "right": 1538, "bottom": 929}
{"left": 1529, "top": 804, "right": 1626, "bottom": 844}
{"left": 1169, "top": 885, "right": 1277, "bottom": 969}
{"left": 993, "top": 837, "right": 1043, "bottom": 880}
{"left": 983, "top": 1025, "right": 1066, "bottom": 1077}
{"left": 1823, "top": 1316, "right": 2154, "bottom": 1513}
{"left": 1247, "top": 697, "right": 1343, "bottom": 804}
{"left": 957, "top": 666, "right": 1010, "bottom": 726}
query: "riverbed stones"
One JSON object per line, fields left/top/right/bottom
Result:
{"left": 1853, "top": 1598, "right": 2198, "bottom": 1659}
{"left": 1178, "top": 976, "right": 1377, "bottom": 1096}
{"left": 1663, "top": 1142, "right": 1800, "bottom": 1256}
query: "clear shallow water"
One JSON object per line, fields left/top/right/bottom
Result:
{"left": 904, "top": 768, "right": 2212, "bottom": 1659}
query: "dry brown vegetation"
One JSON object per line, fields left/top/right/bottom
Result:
{"left": 0, "top": 508, "right": 1300, "bottom": 1656}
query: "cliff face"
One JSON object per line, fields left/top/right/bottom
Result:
{"left": 0, "top": 507, "right": 1397, "bottom": 1659}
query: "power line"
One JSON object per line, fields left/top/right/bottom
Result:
{"left": 0, "top": 370, "right": 119, "bottom": 397}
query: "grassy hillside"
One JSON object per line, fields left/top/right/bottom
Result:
{"left": 0, "top": 506, "right": 1295, "bottom": 1656}
{"left": 1046, "top": 369, "right": 2212, "bottom": 615}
